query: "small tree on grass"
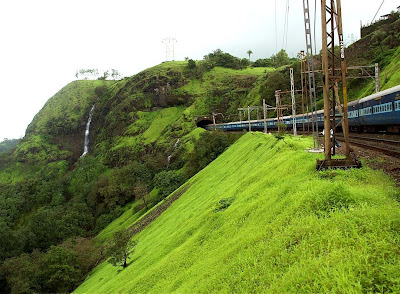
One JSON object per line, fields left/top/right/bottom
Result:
{"left": 134, "top": 182, "right": 149, "bottom": 210}
{"left": 108, "top": 228, "right": 137, "bottom": 268}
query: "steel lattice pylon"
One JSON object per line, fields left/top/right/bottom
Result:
{"left": 302, "top": 0, "right": 319, "bottom": 149}
{"left": 317, "top": 0, "right": 361, "bottom": 169}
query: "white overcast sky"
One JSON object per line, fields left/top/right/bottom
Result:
{"left": 0, "top": 0, "right": 398, "bottom": 140}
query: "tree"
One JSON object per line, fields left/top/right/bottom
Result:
{"left": 187, "top": 59, "right": 196, "bottom": 70}
{"left": 40, "top": 245, "right": 81, "bottom": 293}
{"left": 111, "top": 69, "right": 122, "bottom": 80}
{"left": 75, "top": 69, "right": 99, "bottom": 80}
{"left": 1, "top": 252, "right": 42, "bottom": 294}
{"left": 107, "top": 228, "right": 137, "bottom": 268}
{"left": 154, "top": 170, "right": 184, "bottom": 200}
{"left": 134, "top": 182, "right": 149, "bottom": 210}
{"left": 271, "top": 49, "right": 290, "bottom": 67}
{"left": 247, "top": 50, "right": 253, "bottom": 62}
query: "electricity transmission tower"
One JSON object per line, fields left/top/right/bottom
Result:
{"left": 302, "top": 0, "right": 319, "bottom": 150}
{"left": 317, "top": 0, "right": 361, "bottom": 169}
{"left": 162, "top": 38, "right": 177, "bottom": 61}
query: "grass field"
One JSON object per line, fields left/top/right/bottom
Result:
{"left": 143, "top": 107, "right": 184, "bottom": 144}
{"left": 75, "top": 133, "right": 400, "bottom": 293}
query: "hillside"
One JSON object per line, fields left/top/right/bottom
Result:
{"left": 0, "top": 20, "right": 399, "bottom": 292}
{"left": 76, "top": 133, "right": 400, "bottom": 293}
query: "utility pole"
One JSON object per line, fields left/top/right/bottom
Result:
{"left": 300, "top": 51, "right": 310, "bottom": 134}
{"left": 317, "top": 0, "right": 360, "bottom": 169}
{"left": 247, "top": 106, "right": 251, "bottom": 132}
{"left": 212, "top": 113, "right": 216, "bottom": 131}
{"left": 275, "top": 90, "right": 282, "bottom": 133}
{"left": 263, "top": 99, "right": 267, "bottom": 133}
{"left": 302, "top": 0, "right": 319, "bottom": 149}
{"left": 211, "top": 112, "right": 223, "bottom": 131}
{"left": 375, "top": 62, "right": 380, "bottom": 93}
{"left": 290, "top": 68, "right": 297, "bottom": 137}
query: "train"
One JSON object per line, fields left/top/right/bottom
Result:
{"left": 204, "top": 84, "right": 400, "bottom": 133}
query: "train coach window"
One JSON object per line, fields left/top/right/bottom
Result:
{"left": 395, "top": 101, "right": 400, "bottom": 111}
{"left": 374, "top": 103, "right": 393, "bottom": 114}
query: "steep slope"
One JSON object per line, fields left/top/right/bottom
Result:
{"left": 75, "top": 133, "right": 400, "bottom": 293}
{"left": 0, "top": 60, "right": 268, "bottom": 293}
{"left": 0, "top": 80, "right": 110, "bottom": 183}
{"left": 1, "top": 39, "right": 400, "bottom": 292}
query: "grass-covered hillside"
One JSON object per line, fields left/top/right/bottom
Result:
{"left": 76, "top": 133, "right": 400, "bottom": 293}
{"left": 0, "top": 22, "right": 399, "bottom": 291}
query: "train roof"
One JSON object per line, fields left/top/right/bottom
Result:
{"left": 358, "top": 84, "right": 400, "bottom": 104}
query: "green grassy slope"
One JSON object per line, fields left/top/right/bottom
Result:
{"left": 75, "top": 133, "right": 400, "bottom": 293}
{"left": 380, "top": 46, "right": 400, "bottom": 90}
{"left": 95, "top": 188, "right": 159, "bottom": 243}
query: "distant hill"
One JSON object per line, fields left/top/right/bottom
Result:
{"left": 0, "top": 138, "right": 19, "bottom": 153}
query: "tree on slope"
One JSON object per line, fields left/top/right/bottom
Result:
{"left": 107, "top": 228, "right": 137, "bottom": 268}
{"left": 134, "top": 182, "right": 149, "bottom": 210}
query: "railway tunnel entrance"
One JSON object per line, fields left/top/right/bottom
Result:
{"left": 195, "top": 116, "right": 213, "bottom": 128}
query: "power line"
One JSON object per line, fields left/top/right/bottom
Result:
{"left": 372, "top": 0, "right": 385, "bottom": 23}
{"left": 285, "top": 0, "right": 290, "bottom": 50}
{"left": 282, "top": 0, "right": 290, "bottom": 50}
{"left": 313, "top": 0, "right": 317, "bottom": 56}
{"left": 275, "top": 0, "right": 278, "bottom": 54}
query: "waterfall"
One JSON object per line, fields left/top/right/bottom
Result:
{"left": 167, "top": 138, "right": 180, "bottom": 167}
{"left": 81, "top": 104, "right": 95, "bottom": 157}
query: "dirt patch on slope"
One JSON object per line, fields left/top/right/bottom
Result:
{"left": 129, "top": 184, "right": 192, "bottom": 236}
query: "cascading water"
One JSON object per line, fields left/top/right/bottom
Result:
{"left": 167, "top": 138, "right": 180, "bottom": 167}
{"left": 81, "top": 104, "right": 95, "bottom": 157}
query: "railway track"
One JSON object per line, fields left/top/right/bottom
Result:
{"left": 336, "top": 134, "right": 400, "bottom": 158}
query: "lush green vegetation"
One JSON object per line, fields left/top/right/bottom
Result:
{"left": 75, "top": 133, "right": 400, "bottom": 293}
{"left": 0, "top": 18, "right": 399, "bottom": 291}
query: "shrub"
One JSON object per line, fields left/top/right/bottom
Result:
{"left": 187, "top": 59, "right": 196, "bottom": 69}
{"left": 213, "top": 197, "right": 235, "bottom": 212}
{"left": 154, "top": 170, "right": 184, "bottom": 200}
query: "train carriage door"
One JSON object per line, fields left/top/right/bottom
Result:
{"left": 361, "top": 103, "right": 366, "bottom": 126}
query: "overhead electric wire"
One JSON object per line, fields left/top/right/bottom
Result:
{"left": 282, "top": 0, "right": 287, "bottom": 49}
{"left": 314, "top": 0, "right": 317, "bottom": 56}
{"left": 371, "top": 0, "right": 385, "bottom": 23}
{"left": 275, "top": 0, "right": 278, "bottom": 54}
{"left": 282, "top": 0, "right": 290, "bottom": 50}
{"left": 285, "top": 0, "right": 290, "bottom": 50}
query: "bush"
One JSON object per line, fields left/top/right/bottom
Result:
{"left": 213, "top": 197, "right": 235, "bottom": 212}
{"left": 187, "top": 59, "right": 196, "bottom": 69}
{"left": 154, "top": 170, "right": 184, "bottom": 200}
{"left": 203, "top": 49, "right": 245, "bottom": 69}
